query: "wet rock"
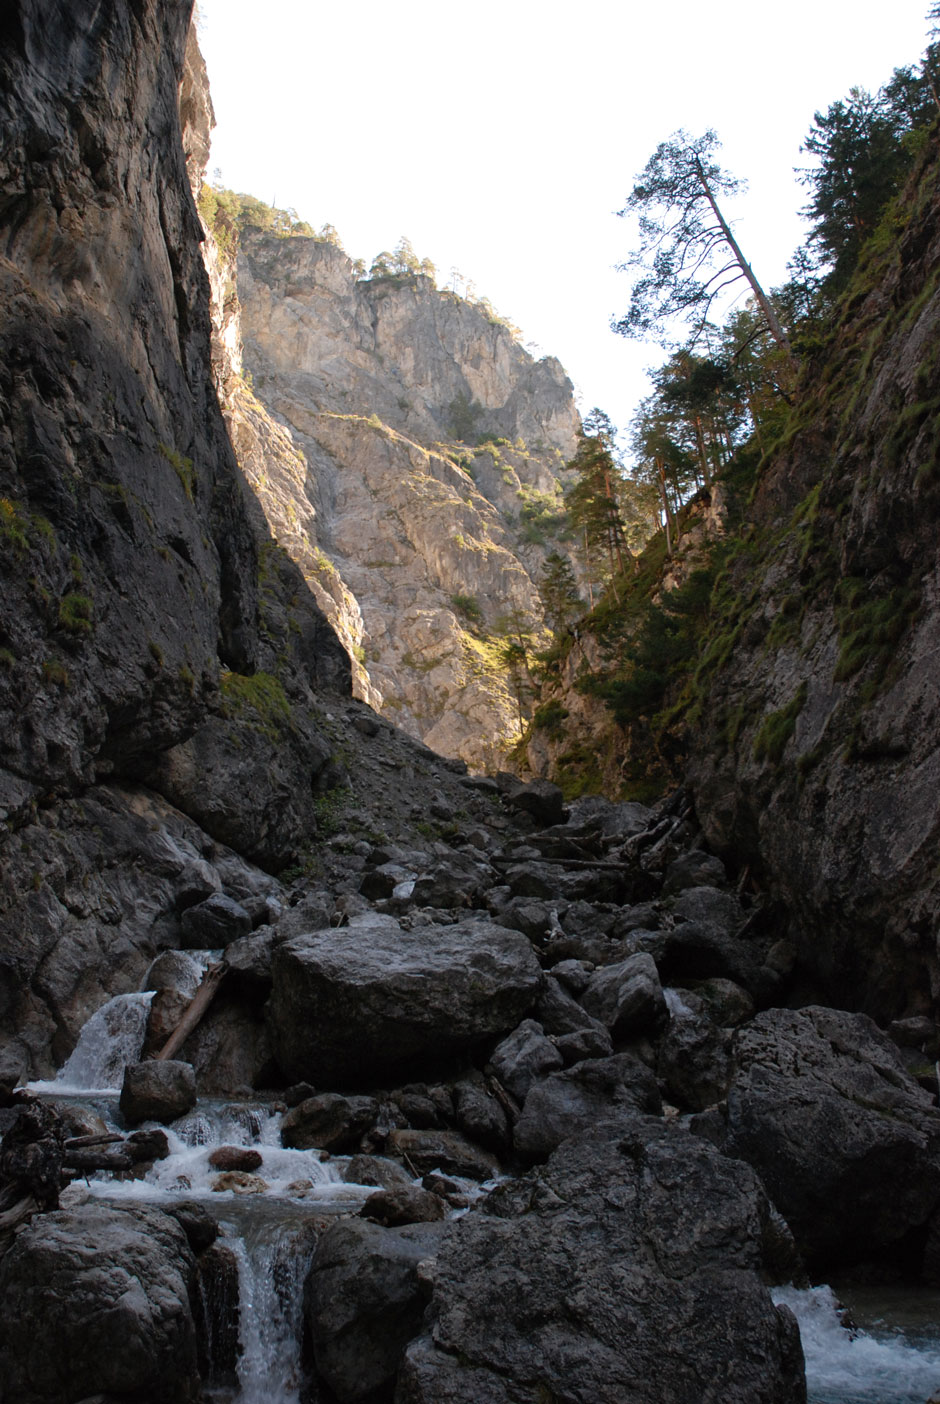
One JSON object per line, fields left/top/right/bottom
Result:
{"left": 422, "top": 1172, "right": 470, "bottom": 1208}
{"left": 165, "top": 1200, "right": 219, "bottom": 1254}
{"left": 344, "top": 1154, "right": 414, "bottom": 1191}
{"left": 397, "top": 1123, "right": 804, "bottom": 1404}
{"left": 386, "top": 1129, "right": 500, "bottom": 1181}
{"left": 179, "top": 892, "right": 251, "bottom": 948}
{"left": 724, "top": 1005, "right": 940, "bottom": 1272}
{"left": 211, "top": 1171, "right": 268, "bottom": 1194}
{"left": 119, "top": 1060, "right": 197, "bottom": 1126}
{"left": 360, "top": 1185, "right": 447, "bottom": 1226}
{"left": 177, "top": 996, "right": 274, "bottom": 1098}
{"left": 580, "top": 952, "right": 668, "bottom": 1039}
{"left": 193, "top": 1239, "right": 240, "bottom": 1388}
{"left": 144, "top": 951, "right": 203, "bottom": 998}
{"left": 268, "top": 913, "right": 542, "bottom": 1085}
{"left": 207, "top": 1145, "right": 263, "bottom": 1173}
{"left": 307, "top": 1217, "right": 447, "bottom": 1403}
{"left": 0, "top": 1203, "right": 199, "bottom": 1403}
{"left": 281, "top": 1093, "right": 378, "bottom": 1153}
{"left": 488, "top": 1020, "right": 564, "bottom": 1103}
{"left": 127, "top": 1128, "right": 170, "bottom": 1163}
{"left": 513, "top": 1054, "right": 662, "bottom": 1164}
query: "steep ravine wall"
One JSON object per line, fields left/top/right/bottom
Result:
{"left": 686, "top": 150, "right": 940, "bottom": 1022}
{"left": 0, "top": 0, "right": 468, "bottom": 1079}
{"left": 529, "top": 140, "right": 940, "bottom": 1022}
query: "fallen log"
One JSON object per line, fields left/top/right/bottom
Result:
{"left": 154, "top": 961, "right": 228, "bottom": 1062}
{"left": 63, "top": 1146, "right": 134, "bottom": 1174}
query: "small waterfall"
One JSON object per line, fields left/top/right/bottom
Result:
{"left": 221, "top": 1208, "right": 320, "bottom": 1404}
{"left": 46, "top": 991, "right": 154, "bottom": 1092}
{"left": 772, "top": 1284, "right": 940, "bottom": 1403}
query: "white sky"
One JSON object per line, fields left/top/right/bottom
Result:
{"left": 195, "top": 0, "right": 931, "bottom": 443}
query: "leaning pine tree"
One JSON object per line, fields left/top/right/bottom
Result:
{"left": 614, "top": 129, "right": 797, "bottom": 374}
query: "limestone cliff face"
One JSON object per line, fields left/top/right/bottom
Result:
{"left": 230, "top": 229, "right": 582, "bottom": 768}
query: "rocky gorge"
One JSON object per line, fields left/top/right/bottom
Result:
{"left": 1, "top": 4, "right": 940, "bottom": 1404}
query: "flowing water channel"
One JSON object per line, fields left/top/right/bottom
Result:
{"left": 29, "top": 993, "right": 373, "bottom": 1402}
{"left": 23, "top": 993, "right": 940, "bottom": 1402}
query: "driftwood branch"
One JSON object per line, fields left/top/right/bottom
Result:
{"left": 154, "top": 961, "right": 227, "bottom": 1061}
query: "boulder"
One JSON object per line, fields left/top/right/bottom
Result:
{"left": 344, "top": 1154, "right": 414, "bottom": 1191}
{"left": 281, "top": 1094, "right": 378, "bottom": 1153}
{"left": 179, "top": 892, "right": 251, "bottom": 948}
{"left": 451, "top": 1077, "right": 511, "bottom": 1153}
{"left": 307, "top": 1218, "right": 447, "bottom": 1403}
{"left": 662, "top": 849, "right": 727, "bottom": 894}
{"left": 360, "top": 1185, "right": 447, "bottom": 1226}
{"left": 268, "top": 914, "right": 542, "bottom": 1085}
{"left": 513, "top": 1053, "right": 662, "bottom": 1163}
{"left": 504, "top": 778, "right": 567, "bottom": 827}
{"left": 396, "top": 1123, "right": 805, "bottom": 1404}
{"left": 488, "top": 1020, "right": 564, "bottom": 1103}
{"left": 211, "top": 1171, "right": 268, "bottom": 1194}
{"left": 0, "top": 1203, "right": 199, "bottom": 1403}
{"left": 580, "top": 952, "right": 668, "bottom": 1039}
{"left": 119, "top": 1060, "right": 197, "bottom": 1125}
{"left": 207, "top": 1145, "right": 263, "bottom": 1173}
{"left": 223, "top": 927, "right": 277, "bottom": 993}
{"left": 535, "top": 976, "right": 610, "bottom": 1039}
{"left": 656, "top": 992, "right": 732, "bottom": 1111}
{"left": 724, "top": 1005, "right": 940, "bottom": 1272}
{"left": 386, "top": 1129, "right": 500, "bottom": 1181}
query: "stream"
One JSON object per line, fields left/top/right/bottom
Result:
{"left": 25, "top": 993, "right": 940, "bottom": 1403}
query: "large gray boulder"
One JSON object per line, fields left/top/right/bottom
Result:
{"left": 268, "top": 913, "right": 542, "bottom": 1085}
{"left": 120, "top": 1059, "right": 197, "bottom": 1125}
{"left": 395, "top": 1122, "right": 805, "bottom": 1404}
{"left": 580, "top": 952, "right": 668, "bottom": 1039}
{"left": 0, "top": 1203, "right": 199, "bottom": 1403}
{"left": 724, "top": 1005, "right": 940, "bottom": 1272}
{"left": 513, "top": 1053, "right": 661, "bottom": 1163}
{"left": 308, "top": 1217, "right": 447, "bottom": 1402}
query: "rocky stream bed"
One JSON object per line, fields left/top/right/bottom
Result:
{"left": 3, "top": 779, "right": 940, "bottom": 1404}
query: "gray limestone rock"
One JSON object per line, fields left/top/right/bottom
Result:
{"left": 281, "top": 1094, "right": 379, "bottom": 1153}
{"left": 386, "top": 1129, "right": 500, "bottom": 1181}
{"left": 308, "top": 1218, "right": 447, "bottom": 1403}
{"left": 725, "top": 1005, "right": 940, "bottom": 1272}
{"left": 268, "top": 914, "right": 542, "bottom": 1085}
{"left": 360, "top": 1185, "right": 447, "bottom": 1227}
{"left": 0, "top": 1202, "right": 199, "bottom": 1403}
{"left": 488, "top": 1020, "right": 564, "bottom": 1103}
{"left": 395, "top": 1124, "right": 805, "bottom": 1404}
{"left": 119, "top": 1060, "right": 197, "bottom": 1125}
{"left": 580, "top": 952, "right": 668, "bottom": 1039}
{"left": 513, "top": 1053, "right": 662, "bottom": 1163}
{"left": 179, "top": 892, "right": 251, "bottom": 948}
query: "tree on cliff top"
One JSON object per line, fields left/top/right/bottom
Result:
{"left": 614, "top": 130, "right": 796, "bottom": 371}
